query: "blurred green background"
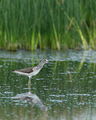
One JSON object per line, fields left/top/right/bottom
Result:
{"left": 0, "top": 0, "right": 96, "bottom": 50}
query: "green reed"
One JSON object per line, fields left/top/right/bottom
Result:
{"left": 0, "top": 0, "right": 96, "bottom": 50}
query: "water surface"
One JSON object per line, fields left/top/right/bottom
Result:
{"left": 0, "top": 50, "right": 96, "bottom": 120}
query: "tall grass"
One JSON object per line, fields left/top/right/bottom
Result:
{"left": 0, "top": 0, "right": 96, "bottom": 50}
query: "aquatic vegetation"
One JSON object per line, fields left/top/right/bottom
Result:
{"left": 0, "top": 0, "right": 96, "bottom": 50}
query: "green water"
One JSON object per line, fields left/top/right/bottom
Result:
{"left": 0, "top": 50, "right": 96, "bottom": 120}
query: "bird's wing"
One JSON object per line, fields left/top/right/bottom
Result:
{"left": 15, "top": 67, "right": 34, "bottom": 73}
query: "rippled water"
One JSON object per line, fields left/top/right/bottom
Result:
{"left": 0, "top": 50, "right": 96, "bottom": 120}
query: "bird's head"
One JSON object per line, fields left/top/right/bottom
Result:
{"left": 40, "top": 59, "right": 48, "bottom": 64}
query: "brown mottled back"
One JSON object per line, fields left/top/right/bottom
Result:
{"left": 17, "top": 67, "right": 33, "bottom": 73}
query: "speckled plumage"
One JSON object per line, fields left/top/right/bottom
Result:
{"left": 13, "top": 59, "right": 48, "bottom": 79}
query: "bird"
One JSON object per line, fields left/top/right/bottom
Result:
{"left": 13, "top": 59, "right": 48, "bottom": 80}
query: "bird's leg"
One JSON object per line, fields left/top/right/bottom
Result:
{"left": 28, "top": 77, "right": 31, "bottom": 93}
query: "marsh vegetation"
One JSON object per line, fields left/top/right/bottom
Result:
{"left": 0, "top": 0, "right": 96, "bottom": 50}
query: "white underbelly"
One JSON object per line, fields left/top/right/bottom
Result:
{"left": 29, "top": 69, "right": 40, "bottom": 77}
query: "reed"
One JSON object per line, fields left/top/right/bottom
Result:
{"left": 0, "top": 0, "right": 96, "bottom": 50}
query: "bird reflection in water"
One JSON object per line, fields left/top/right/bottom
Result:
{"left": 12, "top": 78, "right": 47, "bottom": 112}
{"left": 12, "top": 92, "right": 47, "bottom": 111}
